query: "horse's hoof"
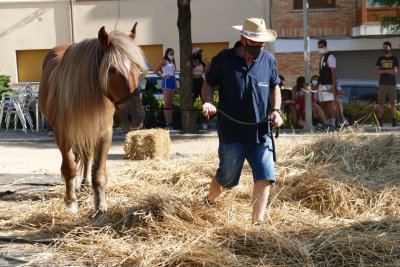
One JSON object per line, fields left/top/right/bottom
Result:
{"left": 91, "top": 210, "right": 108, "bottom": 226}
{"left": 67, "top": 202, "right": 79, "bottom": 214}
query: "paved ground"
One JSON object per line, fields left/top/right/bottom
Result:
{"left": 0, "top": 128, "right": 220, "bottom": 193}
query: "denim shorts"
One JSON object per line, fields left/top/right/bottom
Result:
{"left": 215, "top": 140, "right": 276, "bottom": 188}
{"left": 161, "top": 76, "right": 176, "bottom": 90}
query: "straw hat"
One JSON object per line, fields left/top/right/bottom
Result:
{"left": 232, "top": 18, "right": 277, "bottom": 43}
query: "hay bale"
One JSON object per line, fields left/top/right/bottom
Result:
{"left": 124, "top": 128, "right": 170, "bottom": 160}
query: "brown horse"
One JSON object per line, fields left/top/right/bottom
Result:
{"left": 39, "top": 23, "right": 148, "bottom": 222}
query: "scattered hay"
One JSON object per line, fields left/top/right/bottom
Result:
{"left": 2, "top": 133, "right": 400, "bottom": 265}
{"left": 124, "top": 128, "right": 170, "bottom": 160}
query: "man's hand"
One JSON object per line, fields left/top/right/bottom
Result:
{"left": 270, "top": 111, "right": 283, "bottom": 129}
{"left": 202, "top": 102, "right": 217, "bottom": 117}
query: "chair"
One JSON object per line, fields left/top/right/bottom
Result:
{"left": 0, "top": 84, "right": 35, "bottom": 133}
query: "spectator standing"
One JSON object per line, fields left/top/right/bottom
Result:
{"left": 154, "top": 48, "right": 177, "bottom": 130}
{"left": 317, "top": 39, "right": 337, "bottom": 128}
{"left": 375, "top": 41, "right": 399, "bottom": 127}
{"left": 201, "top": 18, "right": 282, "bottom": 224}
{"left": 192, "top": 47, "right": 207, "bottom": 103}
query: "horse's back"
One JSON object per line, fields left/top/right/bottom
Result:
{"left": 39, "top": 44, "right": 71, "bottom": 116}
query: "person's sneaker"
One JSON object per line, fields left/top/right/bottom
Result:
{"left": 392, "top": 120, "right": 398, "bottom": 127}
{"left": 47, "top": 131, "right": 54, "bottom": 136}
{"left": 165, "top": 124, "right": 173, "bottom": 130}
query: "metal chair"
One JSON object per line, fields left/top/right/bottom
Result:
{"left": 0, "top": 84, "right": 35, "bottom": 133}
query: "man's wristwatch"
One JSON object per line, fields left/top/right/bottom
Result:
{"left": 272, "top": 108, "right": 282, "bottom": 117}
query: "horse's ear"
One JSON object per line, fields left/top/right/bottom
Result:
{"left": 130, "top": 22, "right": 138, "bottom": 40}
{"left": 98, "top": 26, "right": 110, "bottom": 52}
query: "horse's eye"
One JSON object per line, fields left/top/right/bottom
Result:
{"left": 109, "top": 67, "right": 116, "bottom": 74}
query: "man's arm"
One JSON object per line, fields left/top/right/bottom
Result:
{"left": 201, "top": 80, "right": 214, "bottom": 104}
{"left": 201, "top": 80, "right": 216, "bottom": 116}
{"left": 376, "top": 65, "right": 382, "bottom": 76}
{"left": 330, "top": 67, "right": 337, "bottom": 92}
{"left": 269, "top": 84, "right": 283, "bottom": 128}
{"left": 269, "top": 85, "right": 281, "bottom": 109}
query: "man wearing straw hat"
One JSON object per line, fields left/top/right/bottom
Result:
{"left": 201, "top": 18, "right": 282, "bottom": 224}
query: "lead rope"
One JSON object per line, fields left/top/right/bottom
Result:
{"left": 216, "top": 108, "right": 279, "bottom": 162}
{"left": 144, "top": 105, "right": 279, "bottom": 161}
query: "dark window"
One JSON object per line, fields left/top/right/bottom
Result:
{"left": 294, "top": 0, "right": 336, "bottom": 10}
{"left": 366, "top": 0, "right": 386, "bottom": 7}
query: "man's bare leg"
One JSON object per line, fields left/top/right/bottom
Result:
{"left": 251, "top": 180, "right": 272, "bottom": 223}
{"left": 207, "top": 177, "right": 223, "bottom": 203}
{"left": 377, "top": 103, "right": 384, "bottom": 119}
{"left": 391, "top": 102, "right": 397, "bottom": 119}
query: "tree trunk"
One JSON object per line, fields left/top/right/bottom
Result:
{"left": 177, "top": 0, "right": 197, "bottom": 133}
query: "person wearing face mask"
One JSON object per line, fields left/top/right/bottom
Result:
{"left": 317, "top": 39, "right": 338, "bottom": 129}
{"left": 375, "top": 41, "right": 399, "bottom": 127}
{"left": 292, "top": 76, "right": 326, "bottom": 129}
{"left": 192, "top": 47, "right": 208, "bottom": 103}
{"left": 154, "top": 48, "right": 177, "bottom": 130}
{"left": 201, "top": 18, "right": 282, "bottom": 224}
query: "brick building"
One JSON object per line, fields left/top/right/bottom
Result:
{"left": 271, "top": 0, "right": 400, "bottom": 87}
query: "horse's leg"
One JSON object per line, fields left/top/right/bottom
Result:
{"left": 82, "top": 157, "right": 91, "bottom": 186}
{"left": 91, "top": 129, "right": 112, "bottom": 223}
{"left": 73, "top": 151, "right": 91, "bottom": 192}
{"left": 60, "top": 148, "right": 79, "bottom": 214}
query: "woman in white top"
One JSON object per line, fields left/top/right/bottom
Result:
{"left": 154, "top": 48, "right": 177, "bottom": 130}
{"left": 192, "top": 47, "right": 207, "bottom": 103}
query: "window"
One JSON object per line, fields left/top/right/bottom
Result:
{"left": 366, "top": 0, "right": 385, "bottom": 7}
{"left": 294, "top": 0, "right": 336, "bottom": 10}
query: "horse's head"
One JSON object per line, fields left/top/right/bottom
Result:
{"left": 98, "top": 23, "right": 147, "bottom": 132}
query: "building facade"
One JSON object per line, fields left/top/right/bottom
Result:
{"left": 272, "top": 0, "right": 400, "bottom": 86}
{"left": 0, "top": 0, "right": 398, "bottom": 85}
{"left": 0, "top": 0, "right": 272, "bottom": 83}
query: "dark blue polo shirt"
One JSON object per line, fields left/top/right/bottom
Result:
{"left": 206, "top": 48, "right": 280, "bottom": 144}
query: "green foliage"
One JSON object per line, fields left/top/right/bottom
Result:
{"left": 0, "top": 75, "right": 11, "bottom": 95}
{"left": 370, "top": 0, "right": 400, "bottom": 33}
{"left": 370, "top": 0, "right": 400, "bottom": 6}
{"left": 113, "top": 110, "right": 121, "bottom": 128}
{"left": 343, "top": 103, "right": 400, "bottom": 125}
{"left": 113, "top": 83, "right": 220, "bottom": 129}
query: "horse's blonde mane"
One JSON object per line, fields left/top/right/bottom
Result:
{"left": 47, "top": 30, "right": 147, "bottom": 155}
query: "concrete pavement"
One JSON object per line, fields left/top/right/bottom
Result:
{"left": 1, "top": 122, "right": 400, "bottom": 143}
{"left": 0, "top": 127, "right": 218, "bottom": 143}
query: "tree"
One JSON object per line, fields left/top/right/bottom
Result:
{"left": 371, "top": 0, "right": 400, "bottom": 33}
{"left": 177, "top": 0, "right": 197, "bottom": 133}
